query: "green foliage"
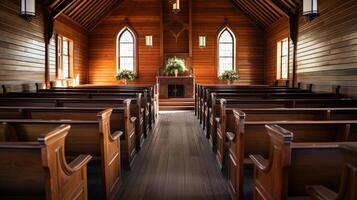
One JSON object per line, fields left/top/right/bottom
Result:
{"left": 116, "top": 70, "right": 137, "bottom": 81}
{"left": 164, "top": 57, "right": 186, "bottom": 75}
{"left": 218, "top": 70, "right": 240, "bottom": 81}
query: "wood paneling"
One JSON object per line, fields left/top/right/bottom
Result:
{"left": 0, "top": 0, "right": 48, "bottom": 91}
{"left": 265, "top": 16, "right": 289, "bottom": 85}
{"left": 0, "top": 0, "right": 89, "bottom": 91}
{"left": 88, "top": 0, "right": 162, "bottom": 84}
{"left": 88, "top": 0, "right": 265, "bottom": 85}
{"left": 192, "top": 0, "right": 265, "bottom": 84}
{"left": 296, "top": 0, "right": 357, "bottom": 98}
{"left": 54, "top": 14, "right": 89, "bottom": 83}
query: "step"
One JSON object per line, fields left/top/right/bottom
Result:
{"left": 159, "top": 101, "right": 194, "bottom": 106}
{"left": 159, "top": 98, "right": 194, "bottom": 103}
{"left": 159, "top": 105, "right": 194, "bottom": 111}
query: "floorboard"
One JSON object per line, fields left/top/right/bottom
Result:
{"left": 116, "top": 111, "right": 231, "bottom": 200}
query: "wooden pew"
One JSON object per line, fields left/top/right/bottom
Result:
{"left": 199, "top": 87, "right": 314, "bottom": 125}
{"left": 3, "top": 92, "right": 152, "bottom": 137}
{"left": 202, "top": 91, "right": 343, "bottom": 135}
{"left": 227, "top": 113, "right": 357, "bottom": 200}
{"left": 0, "top": 105, "right": 136, "bottom": 169}
{"left": 195, "top": 84, "right": 305, "bottom": 120}
{"left": 0, "top": 97, "right": 145, "bottom": 151}
{"left": 306, "top": 144, "right": 357, "bottom": 200}
{"left": 0, "top": 109, "right": 122, "bottom": 200}
{"left": 37, "top": 84, "right": 158, "bottom": 127}
{"left": 210, "top": 98, "right": 357, "bottom": 154}
{"left": 249, "top": 125, "right": 357, "bottom": 200}
{"left": 0, "top": 124, "right": 92, "bottom": 200}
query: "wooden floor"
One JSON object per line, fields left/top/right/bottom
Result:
{"left": 116, "top": 111, "right": 231, "bottom": 200}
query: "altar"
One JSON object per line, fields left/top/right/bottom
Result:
{"left": 156, "top": 76, "right": 195, "bottom": 99}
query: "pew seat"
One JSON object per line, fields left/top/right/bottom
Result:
{"left": 0, "top": 125, "right": 92, "bottom": 200}
{"left": 0, "top": 103, "right": 137, "bottom": 170}
{"left": 250, "top": 125, "right": 357, "bottom": 200}
{"left": 0, "top": 109, "right": 121, "bottom": 200}
{"left": 225, "top": 109, "right": 357, "bottom": 200}
{"left": 0, "top": 97, "right": 144, "bottom": 158}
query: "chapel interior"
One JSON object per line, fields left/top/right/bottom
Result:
{"left": 0, "top": 0, "right": 356, "bottom": 199}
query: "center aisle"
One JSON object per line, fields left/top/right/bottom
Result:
{"left": 116, "top": 111, "right": 231, "bottom": 200}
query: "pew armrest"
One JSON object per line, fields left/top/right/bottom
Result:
{"left": 112, "top": 131, "right": 124, "bottom": 140}
{"left": 226, "top": 132, "right": 235, "bottom": 142}
{"left": 67, "top": 155, "right": 92, "bottom": 174}
{"left": 306, "top": 185, "right": 337, "bottom": 200}
{"left": 250, "top": 155, "right": 269, "bottom": 171}
{"left": 131, "top": 117, "right": 137, "bottom": 123}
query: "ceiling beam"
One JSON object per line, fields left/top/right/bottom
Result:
{"left": 230, "top": 0, "right": 266, "bottom": 28}
{"left": 270, "top": 0, "right": 295, "bottom": 17}
{"left": 88, "top": 0, "right": 125, "bottom": 31}
{"left": 50, "top": 0, "right": 76, "bottom": 19}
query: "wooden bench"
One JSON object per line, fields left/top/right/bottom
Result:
{"left": 0, "top": 124, "right": 92, "bottom": 200}
{"left": 202, "top": 91, "right": 343, "bottom": 134}
{"left": 195, "top": 84, "right": 306, "bottom": 119}
{"left": 37, "top": 84, "right": 158, "bottom": 126}
{"left": 210, "top": 98, "right": 357, "bottom": 154}
{"left": 249, "top": 125, "right": 357, "bottom": 200}
{"left": 2, "top": 92, "right": 152, "bottom": 137}
{"left": 199, "top": 88, "right": 315, "bottom": 125}
{"left": 0, "top": 109, "right": 122, "bottom": 200}
{"left": 0, "top": 97, "right": 146, "bottom": 151}
{"left": 226, "top": 113, "right": 357, "bottom": 200}
{"left": 0, "top": 104, "right": 137, "bottom": 170}
{"left": 306, "top": 143, "right": 357, "bottom": 200}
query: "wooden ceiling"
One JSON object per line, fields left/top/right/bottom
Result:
{"left": 231, "top": 0, "right": 301, "bottom": 28}
{"left": 45, "top": 0, "right": 123, "bottom": 30}
{"left": 44, "top": 0, "right": 301, "bottom": 31}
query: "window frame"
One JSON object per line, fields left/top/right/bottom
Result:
{"left": 56, "top": 35, "right": 74, "bottom": 79}
{"left": 277, "top": 37, "right": 289, "bottom": 80}
{"left": 116, "top": 27, "right": 137, "bottom": 73}
{"left": 217, "top": 27, "right": 237, "bottom": 76}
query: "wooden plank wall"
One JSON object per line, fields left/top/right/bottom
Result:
{"left": 88, "top": 0, "right": 162, "bottom": 84}
{"left": 0, "top": 0, "right": 89, "bottom": 91}
{"left": 192, "top": 0, "right": 265, "bottom": 84}
{"left": 0, "top": 0, "right": 49, "bottom": 92}
{"left": 265, "top": 17, "right": 289, "bottom": 86}
{"left": 88, "top": 0, "right": 265, "bottom": 85}
{"left": 54, "top": 15, "right": 89, "bottom": 84}
{"left": 296, "top": 0, "right": 357, "bottom": 98}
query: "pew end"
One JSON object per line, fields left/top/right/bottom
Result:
{"left": 0, "top": 124, "right": 92, "bottom": 200}
{"left": 250, "top": 125, "right": 357, "bottom": 200}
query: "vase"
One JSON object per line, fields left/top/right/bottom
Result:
{"left": 227, "top": 80, "right": 233, "bottom": 85}
{"left": 123, "top": 79, "right": 127, "bottom": 85}
{"left": 174, "top": 69, "right": 178, "bottom": 77}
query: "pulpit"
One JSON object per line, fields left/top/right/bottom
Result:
{"left": 156, "top": 76, "right": 195, "bottom": 99}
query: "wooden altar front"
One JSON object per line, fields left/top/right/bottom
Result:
{"left": 156, "top": 76, "right": 195, "bottom": 99}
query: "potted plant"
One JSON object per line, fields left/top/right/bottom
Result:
{"left": 116, "top": 69, "right": 137, "bottom": 85}
{"left": 218, "top": 70, "right": 240, "bottom": 85}
{"left": 164, "top": 57, "right": 186, "bottom": 77}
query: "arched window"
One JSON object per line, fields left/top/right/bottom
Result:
{"left": 117, "top": 27, "right": 136, "bottom": 72}
{"left": 218, "top": 27, "right": 236, "bottom": 76}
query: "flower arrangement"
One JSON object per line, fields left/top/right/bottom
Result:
{"left": 218, "top": 70, "right": 240, "bottom": 81}
{"left": 164, "top": 57, "right": 186, "bottom": 76}
{"left": 116, "top": 70, "right": 137, "bottom": 81}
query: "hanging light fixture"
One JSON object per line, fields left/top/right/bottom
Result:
{"left": 199, "top": 35, "right": 206, "bottom": 48}
{"left": 145, "top": 35, "right": 153, "bottom": 48}
{"left": 20, "top": 0, "right": 36, "bottom": 22}
{"left": 172, "top": 0, "right": 180, "bottom": 14}
{"left": 303, "top": 0, "right": 318, "bottom": 21}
